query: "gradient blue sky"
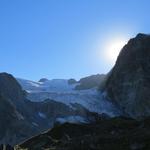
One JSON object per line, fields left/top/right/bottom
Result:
{"left": 0, "top": 0, "right": 149, "bottom": 80}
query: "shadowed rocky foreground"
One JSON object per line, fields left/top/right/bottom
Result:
{"left": 13, "top": 117, "right": 150, "bottom": 150}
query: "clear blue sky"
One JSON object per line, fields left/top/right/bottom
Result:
{"left": 0, "top": 0, "right": 149, "bottom": 81}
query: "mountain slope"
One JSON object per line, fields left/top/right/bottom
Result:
{"left": 0, "top": 73, "right": 39, "bottom": 145}
{"left": 105, "top": 33, "right": 150, "bottom": 119}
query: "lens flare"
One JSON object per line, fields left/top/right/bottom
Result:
{"left": 104, "top": 38, "right": 127, "bottom": 63}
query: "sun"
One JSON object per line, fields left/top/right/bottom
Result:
{"left": 104, "top": 38, "right": 127, "bottom": 63}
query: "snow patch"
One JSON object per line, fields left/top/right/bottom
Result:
{"left": 32, "top": 122, "right": 39, "bottom": 127}
{"left": 56, "top": 116, "right": 88, "bottom": 124}
{"left": 38, "top": 112, "right": 46, "bottom": 119}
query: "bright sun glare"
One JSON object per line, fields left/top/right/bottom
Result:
{"left": 104, "top": 38, "right": 127, "bottom": 63}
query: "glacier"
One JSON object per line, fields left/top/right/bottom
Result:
{"left": 17, "top": 78, "right": 120, "bottom": 117}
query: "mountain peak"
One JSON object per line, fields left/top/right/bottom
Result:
{"left": 105, "top": 33, "right": 150, "bottom": 119}
{"left": 135, "top": 33, "right": 150, "bottom": 39}
{"left": 0, "top": 72, "right": 25, "bottom": 103}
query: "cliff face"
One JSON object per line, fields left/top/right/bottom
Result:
{"left": 0, "top": 73, "right": 39, "bottom": 145}
{"left": 105, "top": 33, "right": 150, "bottom": 119}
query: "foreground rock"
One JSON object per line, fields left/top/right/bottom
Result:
{"left": 15, "top": 117, "right": 150, "bottom": 150}
{"left": 105, "top": 33, "right": 150, "bottom": 119}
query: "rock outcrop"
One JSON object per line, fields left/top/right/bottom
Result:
{"left": 75, "top": 74, "right": 106, "bottom": 90}
{"left": 105, "top": 33, "right": 150, "bottom": 119}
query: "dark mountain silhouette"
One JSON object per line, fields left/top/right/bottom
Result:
{"left": 105, "top": 33, "right": 150, "bottom": 119}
